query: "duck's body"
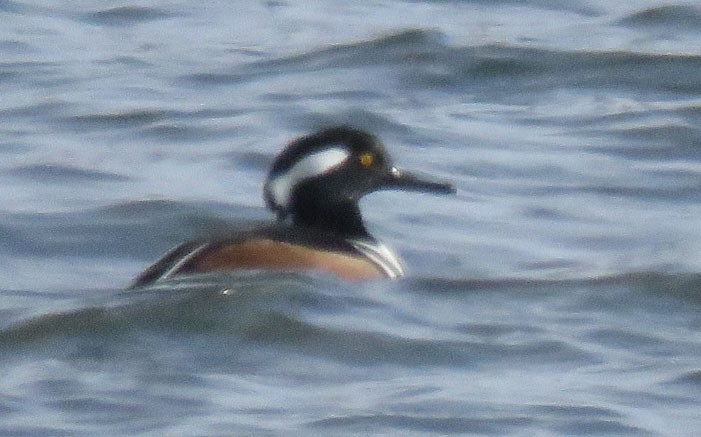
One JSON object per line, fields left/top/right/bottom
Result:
{"left": 131, "top": 225, "right": 403, "bottom": 287}
{"left": 130, "top": 127, "right": 454, "bottom": 288}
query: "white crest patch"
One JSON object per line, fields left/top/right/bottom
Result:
{"left": 268, "top": 146, "right": 350, "bottom": 210}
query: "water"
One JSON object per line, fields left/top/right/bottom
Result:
{"left": 1, "top": 1, "right": 700, "bottom": 435}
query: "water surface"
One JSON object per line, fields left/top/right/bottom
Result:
{"left": 1, "top": 1, "right": 700, "bottom": 435}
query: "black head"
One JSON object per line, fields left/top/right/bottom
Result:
{"left": 264, "top": 126, "right": 455, "bottom": 237}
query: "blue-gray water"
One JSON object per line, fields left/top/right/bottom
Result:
{"left": 1, "top": 1, "right": 700, "bottom": 435}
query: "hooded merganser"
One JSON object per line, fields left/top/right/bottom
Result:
{"left": 130, "top": 126, "right": 455, "bottom": 287}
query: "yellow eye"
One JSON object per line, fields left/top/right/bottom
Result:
{"left": 359, "top": 152, "right": 374, "bottom": 168}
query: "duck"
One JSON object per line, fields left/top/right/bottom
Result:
{"left": 130, "top": 126, "right": 455, "bottom": 287}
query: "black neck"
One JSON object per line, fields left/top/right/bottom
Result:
{"left": 289, "top": 195, "right": 370, "bottom": 239}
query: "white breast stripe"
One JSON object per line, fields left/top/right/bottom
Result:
{"left": 268, "top": 147, "right": 349, "bottom": 209}
{"left": 348, "top": 239, "right": 405, "bottom": 279}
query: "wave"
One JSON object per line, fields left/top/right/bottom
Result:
{"left": 180, "top": 28, "right": 701, "bottom": 97}
{"left": 618, "top": 5, "right": 701, "bottom": 30}
{"left": 0, "top": 200, "right": 268, "bottom": 259}
{"left": 7, "top": 163, "right": 131, "bottom": 183}
{"left": 81, "top": 6, "right": 175, "bottom": 27}
{"left": 2, "top": 271, "right": 697, "bottom": 365}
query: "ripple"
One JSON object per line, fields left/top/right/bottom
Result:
{"left": 0, "top": 0, "right": 28, "bottom": 13}
{"left": 409, "top": 45, "right": 701, "bottom": 95}
{"left": 584, "top": 328, "right": 666, "bottom": 352}
{"left": 457, "top": 322, "right": 544, "bottom": 340}
{"left": 606, "top": 123, "right": 701, "bottom": 160}
{"left": 529, "top": 403, "right": 621, "bottom": 419}
{"left": 181, "top": 29, "right": 447, "bottom": 86}
{"left": 7, "top": 164, "right": 131, "bottom": 183}
{"left": 0, "top": 100, "right": 71, "bottom": 118}
{"left": 64, "top": 110, "right": 170, "bottom": 129}
{"left": 309, "top": 413, "right": 532, "bottom": 435}
{"left": 618, "top": 5, "right": 701, "bottom": 30}
{"left": 0, "top": 40, "right": 35, "bottom": 53}
{"left": 665, "top": 369, "right": 701, "bottom": 387}
{"left": 552, "top": 419, "right": 652, "bottom": 436}
{"left": 82, "top": 7, "right": 174, "bottom": 26}
{"left": 142, "top": 123, "right": 215, "bottom": 142}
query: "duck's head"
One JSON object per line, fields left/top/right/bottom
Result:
{"left": 264, "top": 126, "right": 455, "bottom": 237}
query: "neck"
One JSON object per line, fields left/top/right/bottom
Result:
{"left": 290, "top": 198, "right": 370, "bottom": 239}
